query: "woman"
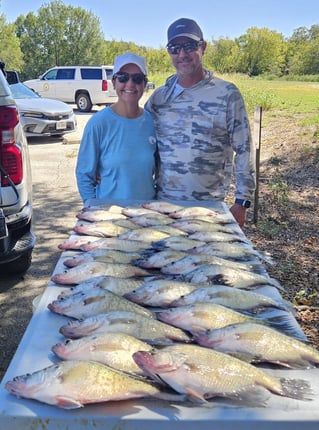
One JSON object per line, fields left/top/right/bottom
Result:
{"left": 76, "top": 53, "right": 157, "bottom": 205}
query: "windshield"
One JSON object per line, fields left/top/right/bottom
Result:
{"left": 10, "top": 83, "right": 40, "bottom": 99}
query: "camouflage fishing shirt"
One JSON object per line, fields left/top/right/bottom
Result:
{"left": 145, "top": 70, "right": 256, "bottom": 202}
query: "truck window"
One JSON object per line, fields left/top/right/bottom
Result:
{"left": 80, "top": 68, "right": 102, "bottom": 79}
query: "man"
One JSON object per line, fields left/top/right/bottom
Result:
{"left": 146, "top": 18, "right": 255, "bottom": 227}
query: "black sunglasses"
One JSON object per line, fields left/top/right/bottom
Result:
{"left": 113, "top": 72, "right": 146, "bottom": 85}
{"left": 167, "top": 40, "right": 203, "bottom": 55}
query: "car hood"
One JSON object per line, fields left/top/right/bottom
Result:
{"left": 14, "top": 97, "right": 73, "bottom": 114}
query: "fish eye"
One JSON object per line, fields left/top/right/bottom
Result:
{"left": 65, "top": 339, "right": 72, "bottom": 344}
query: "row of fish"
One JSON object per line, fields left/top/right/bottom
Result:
{"left": 5, "top": 200, "right": 318, "bottom": 410}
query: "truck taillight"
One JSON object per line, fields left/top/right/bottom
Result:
{"left": 0, "top": 106, "right": 23, "bottom": 186}
{"left": 102, "top": 79, "right": 108, "bottom": 91}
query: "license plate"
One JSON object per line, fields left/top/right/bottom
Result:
{"left": 56, "top": 121, "right": 67, "bottom": 130}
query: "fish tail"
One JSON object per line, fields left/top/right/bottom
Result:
{"left": 278, "top": 377, "right": 313, "bottom": 401}
{"left": 256, "top": 311, "right": 309, "bottom": 342}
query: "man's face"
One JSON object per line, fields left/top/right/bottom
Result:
{"left": 167, "top": 37, "right": 206, "bottom": 77}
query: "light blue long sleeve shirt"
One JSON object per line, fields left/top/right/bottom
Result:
{"left": 76, "top": 106, "right": 157, "bottom": 204}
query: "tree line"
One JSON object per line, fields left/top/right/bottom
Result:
{"left": 1, "top": 0, "right": 319, "bottom": 82}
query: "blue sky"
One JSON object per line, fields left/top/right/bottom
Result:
{"left": 1, "top": 0, "right": 318, "bottom": 48}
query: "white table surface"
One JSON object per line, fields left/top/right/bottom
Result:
{"left": 1, "top": 199, "right": 318, "bottom": 429}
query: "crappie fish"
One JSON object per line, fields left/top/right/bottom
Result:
{"left": 60, "top": 310, "right": 192, "bottom": 344}
{"left": 134, "top": 249, "right": 188, "bottom": 269}
{"left": 58, "top": 276, "right": 146, "bottom": 299}
{"left": 133, "top": 344, "right": 312, "bottom": 405}
{"left": 76, "top": 210, "right": 127, "bottom": 222}
{"left": 52, "top": 332, "right": 153, "bottom": 375}
{"left": 73, "top": 220, "right": 128, "bottom": 237}
{"left": 170, "top": 285, "right": 294, "bottom": 313}
{"left": 63, "top": 249, "right": 142, "bottom": 268}
{"left": 194, "top": 322, "right": 319, "bottom": 369}
{"left": 58, "top": 235, "right": 102, "bottom": 250}
{"left": 170, "top": 219, "right": 237, "bottom": 234}
{"left": 130, "top": 213, "right": 173, "bottom": 227}
{"left": 48, "top": 288, "right": 154, "bottom": 320}
{"left": 112, "top": 218, "right": 143, "bottom": 230}
{"left": 121, "top": 207, "right": 159, "bottom": 217}
{"left": 51, "top": 262, "right": 150, "bottom": 285}
{"left": 168, "top": 206, "right": 219, "bottom": 219}
{"left": 183, "top": 265, "right": 283, "bottom": 290}
{"left": 83, "top": 204, "right": 124, "bottom": 213}
{"left": 189, "top": 230, "right": 249, "bottom": 244}
{"left": 189, "top": 241, "right": 269, "bottom": 263}
{"left": 119, "top": 227, "right": 171, "bottom": 242}
{"left": 124, "top": 279, "right": 199, "bottom": 307}
{"left": 157, "top": 302, "right": 302, "bottom": 340}
{"left": 152, "top": 236, "right": 206, "bottom": 251}
{"left": 157, "top": 302, "right": 258, "bottom": 334}
{"left": 161, "top": 254, "right": 267, "bottom": 276}
{"left": 80, "top": 238, "right": 152, "bottom": 252}
{"left": 142, "top": 201, "right": 184, "bottom": 214}
{"left": 5, "top": 360, "right": 182, "bottom": 409}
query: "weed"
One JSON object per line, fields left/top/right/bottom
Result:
{"left": 255, "top": 218, "right": 288, "bottom": 238}
{"left": 268, "top": 176, "right": 289, "bottom": 205}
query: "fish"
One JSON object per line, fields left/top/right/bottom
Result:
{"left": 168, "top": 206, "right": 220, "bottom": 219}
{"left": 157, "top": 302, "right": 303, "bottom": 340}
{"left": 63, "top": 249, "right": 142, "bottom": 268}
{"left": 161, "top": 254, "right": 267, "bottom": 276}
{"left": 52, "top": 332, "right": 153, "bottom": 375}
{"left": 112, "top": 218, "right": 143, "bottom": 230}
{"left": 183, "top": 265, "right": 283, "bottom": 290}
{"left": 129, "top": 213, "right": 173, "bottom": 227}
{"left": 82, "top": 204, "right": 124, "bottom": 214}
{"left": 132, "top": 344, "right": 312, "bottom": 405}
{"left": 5, "top": 360, "right": 183, "bottom": 409}
{"left": 142, "top": 201, "right": 184, "bottom": 214}
{"left": 194, "top": 322, "right": 319, "bottom": 369}
{"left": 133, "top": 249, "right": 188, "bottom": 269}
{"left": 152, "top": 236, "right": 206, "bottom": 251}
{"left": 189, "top": 230, "right": 250, "bottom": 244}
{"left": 73, "top": 220, "right": 128, "bottom": 237}
{"left": 76, "top": 210, "right": 127, "bottom": 222}
{"left": 57, "top": 276, "right": 147, "bottom": 298}
{"left": 118, "top": 227, "right": 171, "bottom": 242}
{"left": 80, "top": 238, "right": 153, "bottom": 252}
{"left": 170, "top": 285, "right": 294, "bottom": 313}
{"left": 156, "top": 302, "right": 259, "bottom": 334}
{"left": 51, "top": 262, "right": 150, "bottom": 285}
{"left": 124, "top": 279, "right": 199, "bottom": 307}
{"left": 58, "top": 235, "right": 102, "bottom": 250}
{"left": 189, "top": 241, "right": 269, "bottom": 263}
{"left": 59, "top": 310, "right": 192, "bottom": 344}
{"left": 121, "top": 207, "right": 159, "bottom": 217}
{"left": 48, "top": 288, "right": 155, "bottom": 320}
{"left": 170, "top": 219, "right": 238, "bottom": 234}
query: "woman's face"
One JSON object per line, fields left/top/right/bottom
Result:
{"left": 113, "top": 63, "right": 146, "bottom": 102}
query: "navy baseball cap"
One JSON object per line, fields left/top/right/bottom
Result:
{"left": 167, "top": 18, "right": 203, "bottom": 44}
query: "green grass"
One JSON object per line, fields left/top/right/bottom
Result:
{"left": 149, "top": 72, "right": 319, "bottom": 120}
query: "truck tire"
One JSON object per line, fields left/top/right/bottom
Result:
{"left": 4, "top": 250, "right": 32, "bottom": 274}
{"left": 76, "top": 93, "right": 92, "bottom": 112}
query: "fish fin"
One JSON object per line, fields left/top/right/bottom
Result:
{"left": 278, "top": 378, "right": 313, "bottom": 400}
{"left": 185, "top": 387, "right": 208, "bottom": 404}
{"left": 56, "top": 396, "right": 84, "bottom": 409}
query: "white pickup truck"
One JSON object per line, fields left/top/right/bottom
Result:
{"left": 24, "top": 65, "right": 117, "bottom": 112}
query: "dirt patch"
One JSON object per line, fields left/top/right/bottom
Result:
{"left": 237, "top": 111, "right": 319, "bottom": 347}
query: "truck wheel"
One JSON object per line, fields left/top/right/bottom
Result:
{"left": 5, "top": 250, "right": 32, "bottom": 274}
{"left": 76, "top": 93, "right": 92, "bottom": 112}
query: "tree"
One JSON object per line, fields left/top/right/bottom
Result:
{"left": 236, "top": 27, "right": 288, "bottom": 76}
{"left": 0, "top": 13, "right": 23, "bottom": 70}
{"left": 14, "top": 0, "right": 106, "bottom": 79}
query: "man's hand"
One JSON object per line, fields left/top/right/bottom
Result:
{"left": 229, "top": 204, "right": 247, "bottom": 228}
